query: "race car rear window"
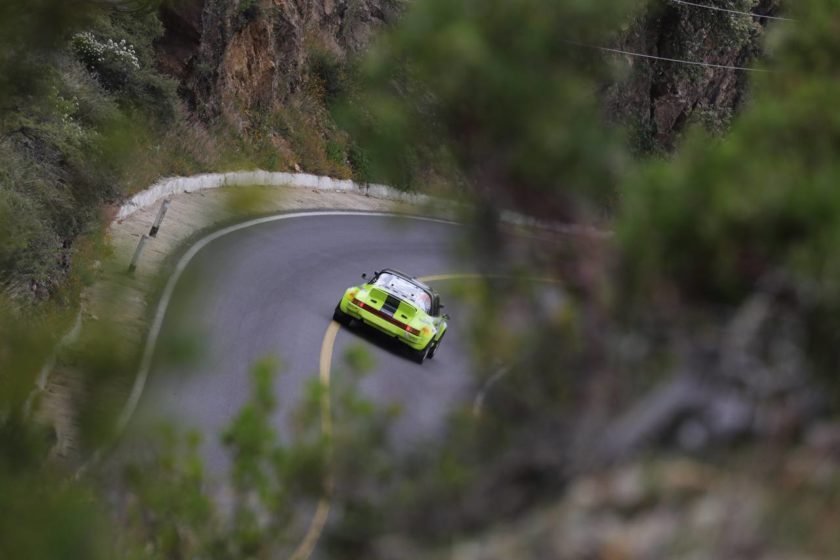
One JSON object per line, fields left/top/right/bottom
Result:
{"left": 373, "top": 273, "right": 432, "bottom": 313}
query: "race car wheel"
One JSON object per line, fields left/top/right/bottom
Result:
{"left": 333, "top": 304, "right": 352, "bottom": 326}
{"left": 427, "top": 332, "right": 445, "bottom": 359}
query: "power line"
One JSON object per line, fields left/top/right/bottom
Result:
{"left": 583, "top": 43, "right": 771, "bottom": 72}
{"left": 668, "top": 0, "right": 797, "bottom": 22}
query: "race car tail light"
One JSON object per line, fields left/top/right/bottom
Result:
{"left": 354, "top": 297, "right": 422, "bottom": 335}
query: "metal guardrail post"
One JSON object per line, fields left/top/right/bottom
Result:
{"left": 128, "top": 235, "right": 149, "bottom": 274}
{"left": 149, "top": 198, "right": 171, "bottom": 237}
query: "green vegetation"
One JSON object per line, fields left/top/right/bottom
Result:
{"left": 0, "top": 0, "right": 363, "bottom": 306}
{"left": 340, "top": 0, "right": 642, "bottom": 214}
{"left": 324, "top": 0, "right": 840, "bottom": 550}
{"left": 617, "top": 0, "right": 840, "bottom": 389}
{"left": 116, "top": 350, "right": 395, "bottom": 559}
{"left": 0, "top": 1, "right": 178, "bottom": 304}
{"left": 4, "top": 0, "right": 840, "bottom": 557}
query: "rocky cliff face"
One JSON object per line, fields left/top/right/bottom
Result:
{"left": 607, "top": 0, "right": 782, "bottom": 152}
{"left": 157, "top": 0, "right": 400, "bottom": 126}
{"left": 155, "top": 0, "right": 781, "bottom": 155}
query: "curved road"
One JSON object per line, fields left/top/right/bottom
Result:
{"left": 127, "top": 212, "right": 477, "bottom": 471}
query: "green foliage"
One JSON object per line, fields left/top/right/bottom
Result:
{"left": 596, "top": 0, "right": 766, "bottom": 154}
{"left": 0, "top": 298, "right": 115, "bottom": 560}
{"left": 0, "top": 84, "right": 127, "bottom": 300}
{"left": 318, "top": 0, "right": 840, "bottom": 546}
{"left": 222, "top": 357, "right": 329, "bottom": 513}
{"left": 71, "top": 7, "right": 178, "bottom": 123}
{"left": 121, "top": 428, "right": 216, "bottom": 559}
{"left": 270, "top": 96, "right": 353, "bottom": 178}
{"left": 8, "top": 0, "right": 840, "bottom": 557}
{"left": 116, "top": 349, "right": 394, "bottom": 558}
{"left": 0, "top": 472, "right": 109, "bottom": 559}
{"left": 0, "top": 1, "right": 179, "bottom": 304}
{"left": 0, "top": 0, "right": 99, "bottom": 103}
{"left": 0, "top": 110, "right": 106, "bottom": 299}
{"left": 120, "top": 359, "right": 316, "bottom": 559}
{"left": 325, "top": 139, "right": 347, "bottom": 165}
{"left": 347, "top": 142, "right": 374, "bottom": 183}
{"left": 616, "top": 0, "right": 840, "bottom": 371}
{"left": 0, "top": 176, "right": 58, "bottom": 293}
{"left": 342, "top": 344, "right": 376, "bottom": 375}
{"left": 341, "top": 0, "right": 635, "bottom": 216}
{"left": 308, "top": 43, "right": 349, "bottom": 106}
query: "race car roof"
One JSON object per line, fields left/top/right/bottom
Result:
{"left": 379, "top": 268, "right": 436, "bottom": 295}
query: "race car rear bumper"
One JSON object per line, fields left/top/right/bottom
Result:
{"left": 344, "top": 299, "right": 428, "bottom": 350}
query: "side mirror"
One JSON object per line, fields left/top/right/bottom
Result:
{"left": 439, "top": 304, "right": 445, "bottom": 309}
{"left": 361, "top": 273, "right": 367, "bottom": 280}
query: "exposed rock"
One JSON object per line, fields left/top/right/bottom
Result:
{"left": 439, "top": 457, "right": 788, "bottom": 560}
{"left": 156, "top": 0, "right": 401, "bottom": 124}
{"left": 599, "top": 373, "right": 711, "bottom": 461}
{"left": 595, "top": 277, "right": 826, "bottom": 465}
{"left": 154, "top": 0, "right": 779, "bottom": 154}
{"left": 606, "top": 0, "right": 783, "bottom": 152}
{"left": 157, "top": 0, "right": 205, "bottom": 81}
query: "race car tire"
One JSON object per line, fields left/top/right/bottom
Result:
{"left": 427, "top": 332, "right": 445, "bottom": 359}
{"left": 333, "top": 304, "right": 352, "bottom": 326}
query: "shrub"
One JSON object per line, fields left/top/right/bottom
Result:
{"left": 237, "top": 0, "right": 261, "bottom": 27}
{"left": 72, "top": 32, "right": 140, "bottom": 73}
{"left": 71, "top": 9, "right": 179, "bottom": 125}
{"left": 308, "top": 46, "right": 348, "bottom": 105}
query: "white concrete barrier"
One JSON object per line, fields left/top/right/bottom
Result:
{"left": 115, "top": 169, "right": 611, "bottom": 244}
{"left": 116, "top": 171, "right": 435, "bottom": 221}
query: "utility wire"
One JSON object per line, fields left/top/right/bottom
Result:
{"left": 568, "top": 1, "right": 791, "bottom": 75}
{"left": 668, "top": 0, "right": 797, "bottom": 22}
{"left": 579, "top": 43, "right": 771, "bottom": 72}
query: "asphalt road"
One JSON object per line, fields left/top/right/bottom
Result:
{"left": 127, "top": 212, "right": 477, "bottom": 471}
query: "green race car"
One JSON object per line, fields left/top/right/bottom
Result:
{"left": 333, "top": 269, "right": 449, "bottom": 364}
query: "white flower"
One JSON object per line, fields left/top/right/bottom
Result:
{"left": 72, "top": 31, "right": 140, "bottom": 70}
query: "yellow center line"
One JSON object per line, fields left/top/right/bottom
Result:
{"left": 318, "top": 321, "right": 339, "bottom": 438}
{"left": 288, "top": 320, "right": 339, "bottom": 560}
